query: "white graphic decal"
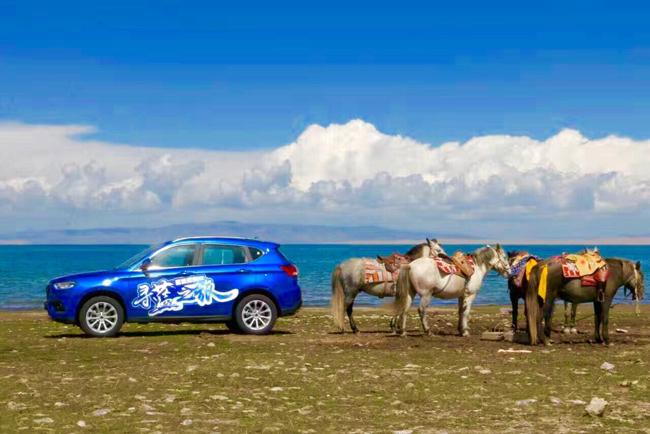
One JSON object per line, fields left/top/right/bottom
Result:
{"left": 132, "top": 274, "right": 239, "bottom": 316}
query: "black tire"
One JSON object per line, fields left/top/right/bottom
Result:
{"left": 78, "top": 296, "right": 124, "bottom": 337}
{"left": 224, "top": 320, "right": 241, "bottom": 333}
{"left": 234, "top": 294, "right": 278, "bottom": 335}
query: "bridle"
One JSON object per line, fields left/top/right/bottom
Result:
{"left": 622, "top": 261, "right": 643, "bottom": 304}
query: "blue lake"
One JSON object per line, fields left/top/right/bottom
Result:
{"left": 1, "top": 244, "right": 647, "bottom": 310}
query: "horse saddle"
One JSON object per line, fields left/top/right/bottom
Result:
{"left": 557, "top": 252, "right": 609, "bottom": 287}
{"left": 434, "top": 251, "right": 474, "bottom": 278}
{"left": 376, "top": 253, "right": 410, "bottom": 274}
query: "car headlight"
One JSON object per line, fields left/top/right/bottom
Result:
{"left": 53, "top": 281, "right": 76, "bottom": 290}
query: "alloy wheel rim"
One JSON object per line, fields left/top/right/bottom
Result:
{"left": 86, "top": 301, "right": 118, "bottom": 333}
{"left": 242, "top": 299, "right": 272, "bottom": 330}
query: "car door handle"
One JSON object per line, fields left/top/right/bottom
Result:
{"left": 238, "top": 269, "right": 250, "bottom": 273}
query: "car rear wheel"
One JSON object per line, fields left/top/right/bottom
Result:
{"left": 234, "top": 294, "right": 277, "bottom": 335}
{"left": 79, "top": 296, "right": 124, "bottom": 337}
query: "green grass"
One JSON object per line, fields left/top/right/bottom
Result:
{"left": 1, "top": 305, "right": 650, "bottom": 433}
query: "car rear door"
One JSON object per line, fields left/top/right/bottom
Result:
{"left": 189, "top": 243, "right": 256, "bottom": 317}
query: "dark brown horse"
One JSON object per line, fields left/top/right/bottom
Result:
{"left": 525, "top": 258, "right": 644, "bottom": 345}
{"left": 507, "top": 251, "right": 536, "bottom": 331}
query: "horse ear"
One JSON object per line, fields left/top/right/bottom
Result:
{"left": 376, "top": 255, "right": 383, "bottom": 262}
{"left": 636, "top": 261, "right": 642, "bottom": 270}
{"left": 496, "top": 243, "right": 502, "bottom": 251}
{"left": 432, "top": 238, "right": 438, "bottom": 243}
{"left": 426, "top": 237, "right": 431, "bottom": 244}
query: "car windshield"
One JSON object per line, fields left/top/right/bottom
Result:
{"left": 114, "top": 243, "right": 166, "bottom": 270}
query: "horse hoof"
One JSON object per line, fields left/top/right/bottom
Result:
{"left": 460, "top": 331, "right": 470, "bottom": 337}
{"left": 562, "top": 327, "right": 571, "bottom": 335}
{"left": 352, "top": 329, "right": 360, "bottom": 334}
{"left": 570, "top": 328, "right": 578, "bottom": 335}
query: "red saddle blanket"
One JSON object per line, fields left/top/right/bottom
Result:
{"left": 560, "top": 259, "right": 609, "bottom": 287}
{"left": 434, "top": 255, "right": 474, "bottom": 277}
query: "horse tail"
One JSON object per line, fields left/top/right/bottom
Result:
{"left": 331, "top": 265, "right": 346, "bottom": 332}
{"left": 393, "top": 265, "right": 413, "bottom": 316}
{"left": 525, "top": 265, "right": 542, "bottom": 345}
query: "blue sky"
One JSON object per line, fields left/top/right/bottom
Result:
{"left": 2, "top": 1, "right": 650, "bottom": 149}
{"left": 2, "top": 1, "right": 650, "bottom": 239}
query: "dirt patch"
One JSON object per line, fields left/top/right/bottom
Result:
{"left": 1, "top": 305, "right": 650, "bottom": 432}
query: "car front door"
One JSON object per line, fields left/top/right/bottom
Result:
{"left": 125, "top": 243, "right": 214, "bottom": 319}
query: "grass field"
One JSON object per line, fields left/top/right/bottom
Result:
{"left": 2, "top": 305, "right": 650, "bottom": 433}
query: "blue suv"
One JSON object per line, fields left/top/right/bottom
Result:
{"left": 45, "top": 237, "right": 302, "bottom": 337}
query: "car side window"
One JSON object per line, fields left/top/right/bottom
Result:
{"left": 202, "top": 244, "right": 248, "bottom": 265}
{"left": 249, "top": 247, "right": 264, "bottom": 261}
{"left": 149, "top": 244, "right": 197, "bottom": 269}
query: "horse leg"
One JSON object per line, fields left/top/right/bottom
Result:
{"left": 418, "top": 293, "right": 433, "bottom": 335}
{"left": 399, "top": 305, "right": 409, "bottom": 337}
{"left": 510, "top": 291, "right": 519, "bottom": 331}
{"left": 344, "top": 294, "right": 359, "bottom": 334}
{"left": 593, "top": 301, "right": 603, "bottom": 343}
{"left": 542, "top": 301, "right": 555, "bottom": 345}
{"left": 600, "top": 298, "right": 612, "bottom": 345}
{"left": 562, "top": 301, "right": 571, "bottom": 334}
{"left": 458, "top": 293, "right": 477, "bottom": 337}
{"left": 570, "top": 303, "right": 578, "bottom": 334}
{"left": 457, "top": 296, "right": 465, "bottom": 336}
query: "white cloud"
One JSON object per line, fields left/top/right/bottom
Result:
{"left": 1, "top": 119, "right": 650, "bottom": 236}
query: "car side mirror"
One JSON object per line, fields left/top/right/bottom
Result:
{"left": 140, "top": 258, "right": 152, "bottom": 276}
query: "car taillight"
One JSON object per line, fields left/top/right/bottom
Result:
{"left": 280, "top": 264, "right": 299, "bottom": 277}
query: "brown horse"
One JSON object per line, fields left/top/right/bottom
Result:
{"left": 525, "top": 258, "right": 644, "bottom": 345}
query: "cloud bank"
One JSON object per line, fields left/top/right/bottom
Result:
{"left": 1, "top": 119, "right": 650, "bottom": 237}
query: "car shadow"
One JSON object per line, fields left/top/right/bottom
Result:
{"left": 45, "top": 329, "right": 293, "bottom": 338}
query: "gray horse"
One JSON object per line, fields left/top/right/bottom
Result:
{"left": 331, "top": 239, "right": 446, "bottom": 333}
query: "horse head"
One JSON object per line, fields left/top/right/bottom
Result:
{"left": 482, "top": 244, "right": 510, "bottom": 277}
{"left": 426, "top": 238, "right": 447, "bottom": 257}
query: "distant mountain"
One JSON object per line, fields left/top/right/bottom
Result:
{"left": 1, "top": 221, "right": 476, "bottom": 244}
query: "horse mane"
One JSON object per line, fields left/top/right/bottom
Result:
{"left": 405, "top": 243, "right": 426, "bottom": 257}
{"left": 606, "top": 257, "right": 629, "bottom": 275}
{"left": 472, "top": 246, "right": 495, "bottom": 265}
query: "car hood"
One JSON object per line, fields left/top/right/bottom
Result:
{"left": 50, "top": 270, "right": 118, "bottom": 284}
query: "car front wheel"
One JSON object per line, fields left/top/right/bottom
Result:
{"left": 79, "top": 296, "right": 124, "bottom": 337}
{"left": 234, "top": 294, "right": 277, "bottom": 335}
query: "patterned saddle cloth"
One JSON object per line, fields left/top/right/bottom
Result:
{"left": 363, "top": 260, "right": 398, "bottom": 284}
{"left": 510, "top": 253, "right": 540, "bottom": 288}
{"left": 434, "top": 252, "right": 475, "bottom": 278}
{"left": 363, "top": 260, "right": 399, "bottom": 297}
{"left": 557, "top": 252, "right": 609, "bottom": 287}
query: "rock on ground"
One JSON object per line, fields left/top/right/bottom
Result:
{"left": 585, "top": 397, "right": 608, "bottom": 417}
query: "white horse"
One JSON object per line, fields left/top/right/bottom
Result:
{"left": 331, "top": 238, "right": 446, "bottom": 333}
{"left": 393, "top": 244, "right": 511, "bottom": 336}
